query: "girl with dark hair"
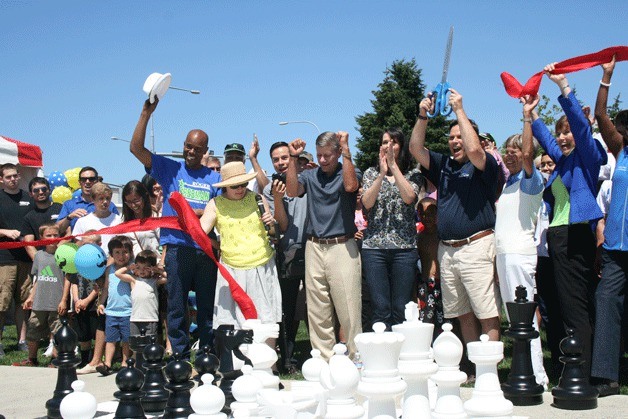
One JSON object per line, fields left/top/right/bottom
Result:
{"left": 590, "top": 55, "right": 627, "bottom": 397}
{"left": 529, "top": 63, "right": 607, "bottom": 380}
{"left": 121, "top": 180, "right": 159, "bottom": 256}
{"left": 361, "top": 128, "right": 425, "bottom": 329}
{"left": 141, "top": 174, "right": 163, "bottom": 216}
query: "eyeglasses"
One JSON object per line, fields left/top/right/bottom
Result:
{"left": 3, "top": 174, "right": 19, "bottom": 180}
{"left": 229, "top": 183, "right": 248, "bottom": 190}
{"left": 124, "top": 198, "right": 143, "bottom": 207}
{"left": 79, "top": 176, "right": 98, "bottom": 183}
{"left": 32, "top": 187, "right": 49, "bottom": 194}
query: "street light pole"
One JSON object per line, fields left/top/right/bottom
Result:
{"left": 278, "top": 120, "right": 321, "bottom": 134}
{"left": 146, "top": 86, "right": 201, "bottom": 152}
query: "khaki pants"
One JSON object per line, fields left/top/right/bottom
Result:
{"left": 305, "top": 238, "right": 362, "bottom": 361}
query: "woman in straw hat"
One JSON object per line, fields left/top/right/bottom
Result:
{"left": 200, "top": 161, "right": 281, "bottom": 330}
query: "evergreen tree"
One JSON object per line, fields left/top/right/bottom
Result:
{"left": 355, "top": 59, "right": 450, "bottom": 172}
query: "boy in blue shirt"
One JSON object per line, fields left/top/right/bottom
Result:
{"left": 96, "top": 235, "right": 133, "bottom": 376}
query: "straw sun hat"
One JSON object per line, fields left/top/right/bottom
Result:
{"left": 212, "top": 162, "right": 257, "bottom": 188}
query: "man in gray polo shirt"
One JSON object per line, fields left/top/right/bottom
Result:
{"left": 286, "top": 131, "right": 362, "bottom": 361}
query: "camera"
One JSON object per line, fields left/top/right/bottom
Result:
{"left": 272, "top": 172, "right": 286, "bottom": 184}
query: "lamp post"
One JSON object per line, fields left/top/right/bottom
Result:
{"left": 110, "top": 137, "right": 130, "bottom": 144}
{"left": 278, "top": 120, "right": 321, "bottom": 134}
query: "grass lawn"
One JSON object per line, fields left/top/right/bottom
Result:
{"left": 2, "top": 320, "right": 626, "bottom": 396}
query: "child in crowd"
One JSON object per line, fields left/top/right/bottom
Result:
{"left": 72, "top": 232, "right": 107, "bottom": 373}
{"left": 96, "top": 235, "right": 133, "bottom": 376}
{"left": 115, "top": 249, "right": 166, "bottom": 338}
{"left": 13, "top": 223, "right": 65, "bottom": 366}
{"left": 72, "top": 182, "right": 121, "bottom": 252}
{"left": 416, "top": 197, "right": 444, "bottom": 341}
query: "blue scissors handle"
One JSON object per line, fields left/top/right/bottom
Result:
{"left": 427, "top": 82, "right": 452, "bottom": 118}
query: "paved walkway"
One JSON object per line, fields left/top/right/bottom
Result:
{"left": 0, "top": 365, "right": 625, "bottom": 418}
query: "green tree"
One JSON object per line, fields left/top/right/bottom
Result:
{"left": 354, "top": 59, "right": 450, "bottom": 172}
{"left": 608, "top": 93, "right": 622, "bottom": 120}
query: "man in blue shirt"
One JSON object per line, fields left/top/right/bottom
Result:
{"left": 130, "top": 98, "right": 221, "bottom": 357}
{"left": 56, "top": 166, "right": 119, "bottom": 235}
{"left": 409, "top": 89, "right": 501, "bottom": 351}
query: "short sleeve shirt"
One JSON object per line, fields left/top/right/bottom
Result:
{"left": 22, "top": 203, "right": 63, "bottom": 240}
{"left": 362, "top": 167, "right": 424, "bottom": 249}
{"left": 149, "top": 153, "right": 221, "bottom": 248}
{"left": 58, "top": 194, "right": 119, "bottom": 231}
{"left": 299, "top": 164, "right": 362, "bottom": 238}
{"left": 422, "top": 151, "right": 498, "bottom": 241}
{"left": 0, "top": 189, "right": 34, "bottom": 263}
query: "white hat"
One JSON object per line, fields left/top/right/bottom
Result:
{"left": 143, "top": 72, "right": 172, "bottom": 104}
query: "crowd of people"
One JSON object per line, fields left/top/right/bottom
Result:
{"left": 0, "top": 58, "right": 625, "bottom": 396}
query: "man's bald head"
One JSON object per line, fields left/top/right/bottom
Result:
{"left": 183, "top": 129, "right": 209, "bottom": 169}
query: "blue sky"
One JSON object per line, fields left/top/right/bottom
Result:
{"left": 1, "top": 1, "right": 626, "bottom": 186}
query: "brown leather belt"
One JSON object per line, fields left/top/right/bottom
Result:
{"left": 441, "top": 229, "right": 494, "bottom": 248}
{"left": 308, "top": 234, "right": 351, "bottom": 245}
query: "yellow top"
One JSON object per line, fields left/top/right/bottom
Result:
{"left": 215, "top": 192, "right": 273, "bottom": 268}
{"left": 549, "top": 175, "right": 570, "bottom": 227}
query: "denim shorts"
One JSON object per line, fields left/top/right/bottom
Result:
{"left": 105, "top": 315, "right": 130, "bottom": 343}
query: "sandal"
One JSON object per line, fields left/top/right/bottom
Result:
{"left": 96, "top": 364, "right": 113, "bottom": 376}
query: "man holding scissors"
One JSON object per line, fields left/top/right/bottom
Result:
{"left": 409, "top": 90, "right": 501, "bottom": 349}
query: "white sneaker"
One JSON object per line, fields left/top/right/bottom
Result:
{"left": 43, "top": 340, "right": 54, "bottom": 357}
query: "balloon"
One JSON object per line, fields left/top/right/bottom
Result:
{"left": 64, "top": 167, "right": 81, "bottom": 191}
{"left": 48, "top": 171, "right": 68, "bottom": 189}
{"left": 75, "top": 243, "right": 107, "bottom": 280}
{"left": 51, "top": 186, "right": 73, "bottom": 204}
{"left": 54, "top": 243, "right": 78, "bottom": 274}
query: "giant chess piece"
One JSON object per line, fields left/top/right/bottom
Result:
{"left": 114, "top": 358, "right": 146, "bottom": 419}
{"left": 59, "top": 380, "right": 98, "bottom": 419}
{"left": 431, "top": 322, "right": 467, "bottom": 419}
{"left": 46, "top": 316, "right": 81, "bottom": 419}
{"left": 162, "top": 352, "right": 195, "bottom": 418}
{"left": 320, "top": 343, "right": 364, "bottom": 419}
{"left": 128, "top": 325, "right": 151, "bottom": 372}
{"left": 464, "top": 335, "right": 514, "bottom": 418}
{"left": 392, "top": 301, "right": 437, "bottom": 416}
{"left": 501, "top": 286, "right": 544, "bottom": 406}
{"left": 551, "top": 329, "right": 598, "bottom": 410}
{"left": 230, "top": 365, "right": 263, "bottom": 417}
{"left": 214, "top": 324, "right": 253, "bottom": 411}
{"left": 194, "top": 345, "right": 220, "bottom": 385}
{"left": 189, "top": 373, "right": 228, "bottom": 419}
{"left": 141, "top": 335, "right": 169, "bottom": 413}
{"left": 241, "top": 319, "right": 281, "bottom": 390}
{"left": 355, "top": 322, "right": 407, "bottom": 418}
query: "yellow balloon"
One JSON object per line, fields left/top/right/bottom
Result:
{"left": 64, "top": 167, "right": 81, "bottom": 190}
{"left": 52, "top": 186, "right": 73, "bottom": 204}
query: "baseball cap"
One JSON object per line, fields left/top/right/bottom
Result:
{"left": 224, "top": 143, "right": 246, "bottom": 154}
{"left": 298, "top": 151, "right": 314, "bottom": 163}
{"left": 478, "top": 132, "right": 495, "bottom": 144}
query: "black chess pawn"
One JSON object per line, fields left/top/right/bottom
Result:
{"left": 552, "top": 329, "right": 599, "bottom": 410}
{"left": 141, "top": 335, "right": 169, "bottom": 413}
{"left": 215, "top": 324, "right": 253, "bottom": 411}
{"left": 129, "top": 325, "right": 152, "bottom": 372}
{"left": 194, "top": 344, "right": 221, "bottom": 384}
{"left": 114, "top": 358, "right": 146, "bottom": 419}
{"left": 501, "top": 286, "right": 544, "bottom": 406}
{"left": 162, "top": 352, "right": 195, "bottom": 418}
{"left": 46, "top": 317, "right": 81, "bottom": 418}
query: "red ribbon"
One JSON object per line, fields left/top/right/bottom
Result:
{"left": 0, "top": 192, "right": 258, "bottom": 320}
{"left": 501, "top": 46, "right": 628, "bottom": 98}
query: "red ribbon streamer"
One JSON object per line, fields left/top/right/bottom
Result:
{"left": 501, "top": 46, "right": 628, "bottom": 98}
{"left": 0, "top": 192, "right": 258, "bottom": 320}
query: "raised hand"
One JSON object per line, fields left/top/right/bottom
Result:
{"left": 520, "top": 94, "right": 540, "bottom": 115}
{"left": 289, "top": 138, "right": 306, "bottom": 156}
{"left": 337, "top": 131, "right": 350, "bottom": 150}
{"left": 378, "top": 145, "right": 389, "bottom": 175}
{"left": 601, "top": 54, "right": 616, "bottom": 79}
{"left": 249, "top": 134, "right": 260, "bottom": 160}
{"left": 544, "top": 62, "right": 568, "bottom": 86}
{"left": 420, "top": 93, "right": 435, "bottom": 116}
{"left": 271, "top": 179, "right": 286, "bottom": 199}
{"left": 448, "top": 88, "right": 464, "bottom": 113}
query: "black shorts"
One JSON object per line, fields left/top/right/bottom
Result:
{"left": 97, "top": 312, "right": 106, "bottom": 332}
{"left": 75, "top": 310, "right": 99, "bottom": 342}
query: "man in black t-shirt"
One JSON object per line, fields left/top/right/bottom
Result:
{"left": 0, "top": 163, "right": 35, "bottom": 356}
{"left": 22, "top": 177, "right": 62, "bottom": 261}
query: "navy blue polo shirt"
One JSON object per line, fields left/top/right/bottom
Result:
{"left": 422, "top": 151, "right": 498, "bottom": 241}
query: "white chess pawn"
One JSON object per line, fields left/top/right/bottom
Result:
{"left": 189, "top": 373, "right": 227, "bottom": 419}
{"left": 320, "top": 343, "right": 364, "bottom": 419}
{"left": 463, "top": 335, "right": 513, "bottom": 418}
{"left": 59, "top": 380, "right": 97, "bottom": 419}
{"left": 231, "top": 365, "right": 263, "bottom": 417}
{"left": 431, "top": 323, "right": 468, "bottom": 419}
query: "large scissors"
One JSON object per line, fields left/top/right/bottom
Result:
{"left": 427, "top": 26, "right": 454, "bottom": 118}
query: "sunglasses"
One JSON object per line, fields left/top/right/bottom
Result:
{"left": 32, "top": 187, "right": 49, "bottom": 194}
{"left": 229, "top": 183, "right": 248, "bottom": 190}
{"left": 79, "top": 176, "right": 98, "bottom": 183}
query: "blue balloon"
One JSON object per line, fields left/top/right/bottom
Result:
{"left": 48, "top": 170, "right": 68, "bottom": 189}
{"left": 75, "top": 243, "right": 107, "bottom": 280}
